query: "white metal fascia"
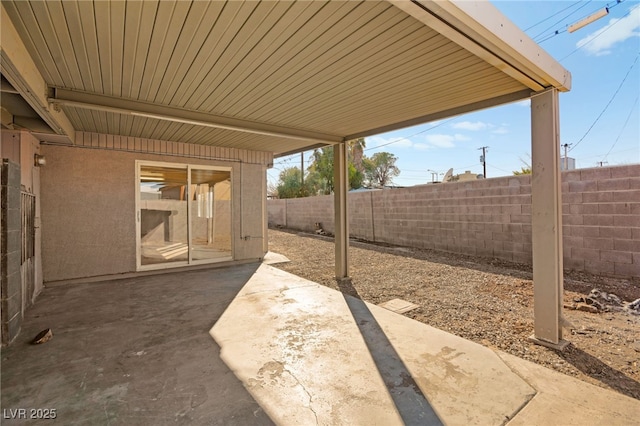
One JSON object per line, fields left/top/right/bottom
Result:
{"left": 0, "top": 4, "right": 75, "bottom": 142}
{"left": 389, "top": 0, "right": 571, "bottom": 92}
{"left": 49, "top": 88, "right": 344, "bottom": 145}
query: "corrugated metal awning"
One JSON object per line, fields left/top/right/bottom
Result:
{"left": 1, "top": 0, "right": 570, "bottom": 156}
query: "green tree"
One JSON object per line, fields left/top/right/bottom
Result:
{"left": 307, "top": 141, "right": 366, "bottom": 195}
{"left": 512, "top": 167, "right": 532, "bottom": 175}
{"left": 275, "top": 167, "right": 309, "bottom": 198}
{"left": 513, "top": 155, "right": 532, "bottom": 175}
{"left": 308, "top": 147, "right": 334, "bottom": 195}
{"left": 348, "top": 138, "right": 366, "bottom": 190}
{"left": 349, "top": 137, "right": 366, "bottom": 173}
{"left": 363, "top": 152, "right": 400, "bottom": 188}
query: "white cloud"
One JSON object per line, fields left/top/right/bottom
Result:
{"left": 425, "top": 134, "right": 455, "bottom": 148}
{"left": 366, "top": 132, "right": 469, "bottom": 151}
{"left": 576, "top": 4, "right": 640, "bottom": 56}
{"left": 492, "top": 125, "right": 509, "bottom": 134}
{"left": 424, "top": 133, "right": 469, "bottom": 148}
{"left": 451, "top": 121, "right": 488, "bottom": 131}
{"left": 515, "top": 99, "right": 531, "bottom": 107}
{"left": 413, "top": 143, "right": 432, "bottom": 151}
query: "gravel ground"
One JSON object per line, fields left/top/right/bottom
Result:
{"left": 267, "top": 228, "right": 640, "bottom": 400}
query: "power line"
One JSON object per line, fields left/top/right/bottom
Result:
{"left": 524, "top": 0, "right": 585, "bottom": 32}
{"left": 451, "top": 163, "right": 483, "bottom": 173}
{"left": 560, "top": 4, "right": 635, "bottom": 61}
{"left": 570, "top": 53, "right": 639, "bottom": 152}
{"left": 533, "top": 0, "right": 594, "bottom": 42}
{"left": 487, "top": 164, "right": 514, "bottom": 174}
{"left": 602, "top": 95, "right": 639, "bottom": 162}
{"left": 363, "top": 118, "right": 456, "bottom": 151}
{"left": 573, "top": 147, "right": 638, "bottom": 161}
{"left": 533, "top": 0, "right": 627, "bottom": 45}
{"left": 273, "top": 154, "right": 314, "bottom": 167}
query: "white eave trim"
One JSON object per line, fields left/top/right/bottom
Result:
{"left": 0, "top": 3, "right": 76, "bottom": 142}
{"left": 389, "top": 0, "right": 571, "bottom": 92}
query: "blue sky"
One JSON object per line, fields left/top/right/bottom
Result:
{"left": 270, "top": 0, "right": 639, "bottom": 187}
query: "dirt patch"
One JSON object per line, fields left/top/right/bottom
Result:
{"left": 268, "top": 228, "right": 640, "bottom": 400}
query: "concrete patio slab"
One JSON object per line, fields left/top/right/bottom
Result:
{"left": 262, "top": 251, "right": 291, "bottom": 265}
{"left": 211, "top": 265, "right": 535, "bottom": 425}
{"left": 2, "top": 261, "right": 638, "bottom": 425}
{"left": 212, "top": 264, "right": 640, "bottom": 426}
{"left": 498, "top": 351, "right": 640, "bottom": 426}
{"left": 1, "top": 264, "right": 274, "bottom": 425}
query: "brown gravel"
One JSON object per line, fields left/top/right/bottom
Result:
{"left": 267, "top": 228, "right": 640, "bottom": 400}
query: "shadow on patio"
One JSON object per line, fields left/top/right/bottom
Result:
{"left": 336, "top": 279, "right": 443, "bottom": 425}
{"left": 0, "top": 264, "right": 273, "bottom": 425}
{"left": 210, "top": 263, "right": 535, "bottom": 425}
{"left": 4, "top": 262, "right": 638, "bottom": 425}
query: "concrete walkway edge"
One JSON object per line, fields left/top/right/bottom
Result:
{"left": 211, "top": 264, "right": 640, "bottom": 425}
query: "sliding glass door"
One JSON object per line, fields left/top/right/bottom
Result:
{"left": 190, "top": 168, "right": 232, "bottom": 262}
{"left": 137, "top": 161, "right": 232, "bottom": 270}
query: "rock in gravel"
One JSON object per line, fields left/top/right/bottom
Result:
{"left": 589, "top": 288, "right": 623, "bottom": 309}
{"left": 572, "top": 288, "right": 628, "bottom": 313}
{"left": 576, "top": 303, "right": 599, "bottom": 314}
{"left": 573, "top": 296, "right": 604, "bottom": 312}
{"left": 625, "top": 298, "right": 640, "bottom": 315}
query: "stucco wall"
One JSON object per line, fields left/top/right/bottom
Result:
{"left": 268, "top": 164, "right": 640, "bottom": 279}
{"left": 41, "top": 144, "right": 267, "bottom": 282}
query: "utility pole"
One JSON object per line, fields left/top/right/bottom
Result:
{"left": 561, "top": 143, "right": 572, "bottom": 170}
{"left": 478, "top": 146, "right": 488, "bottom": 178}
{"left": 597, "top": 161, "right": 608, "bottom": 167}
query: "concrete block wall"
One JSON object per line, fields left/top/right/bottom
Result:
{"left": 1, "top": 160, "right": 22, "bottom": 344}
{"left": 279, "top": 194, "right": 334, "bottom": 234}
{"left": 268, "top": 164, "right": 640, "bottom": 279}
{"left": 561, "top": 165, "right": 640, "bottom": 277}
{"left": 41, "top": 143, "right": 268, "bottom": 282}
{"left": 374, "top": 176, "right": 533, "bottom": 262}
{"left": 1, "top": 130, "right": 45, "bottom": 345}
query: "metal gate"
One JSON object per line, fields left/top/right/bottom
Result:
{"left": 21, "top": 191, "right": 36, "bottom": 312}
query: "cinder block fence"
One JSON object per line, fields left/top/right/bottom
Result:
{"left": 268, "top": 164, "right": 640, "bottom": 279}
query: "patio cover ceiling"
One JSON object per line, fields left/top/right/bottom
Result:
{"left": 1, "top": 0, "right": 570, "bottom": 157}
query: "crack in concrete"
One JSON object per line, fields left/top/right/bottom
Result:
{"left": 280, "top": 363, "right": 319, "bottom": 425}
{"left": 503, "top": 393, "right": 537, "bottom": 425}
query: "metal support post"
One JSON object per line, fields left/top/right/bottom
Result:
{"left": 334, "top": 142, "right": 350, "bottom": 281}
{"left": 529, "top": 88, "right": 568, "bottom": 350}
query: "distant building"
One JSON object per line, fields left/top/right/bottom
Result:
{"left": 561, "top": 157, "right": 576, "bottom": 171}
{"left": 456, "top": 171, "right": 482, "bottom": 182}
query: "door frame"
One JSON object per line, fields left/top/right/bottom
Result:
{"left": 135, "top": 160, "right": 233, "bottom": 272}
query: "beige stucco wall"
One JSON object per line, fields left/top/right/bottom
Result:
{"left": 40, "top": 144, "right": 267, "bottom": 282}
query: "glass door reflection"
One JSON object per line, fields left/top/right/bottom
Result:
{"left": 139, "top": 165, "right": 188, "bottom": 266}
{"left": 190, "top": 168, "right": 232, "bottom": 262}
